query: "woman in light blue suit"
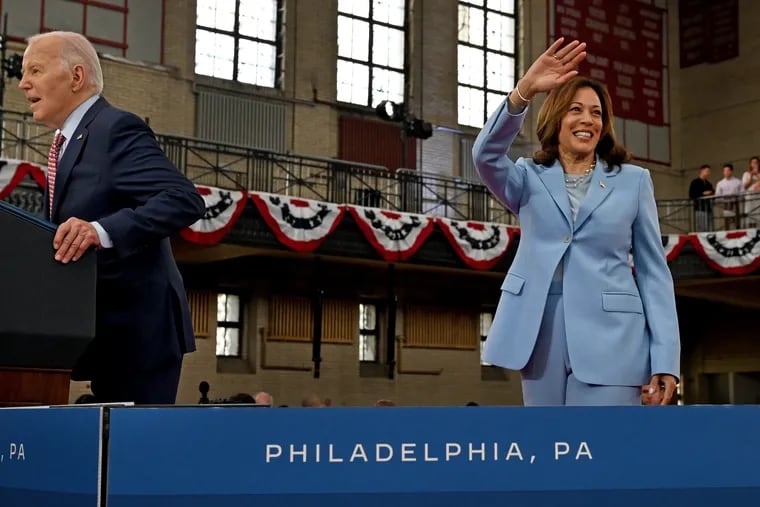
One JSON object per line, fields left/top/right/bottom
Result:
{"left": 473, "top": 39, "right": 680, "bottom": 406}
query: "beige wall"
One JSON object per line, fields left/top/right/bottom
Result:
{"left": 174, "top": 293, "right": 522, "bottom": 408}
{"left": 676, "top": 0, "right": 760, "bottom": 189}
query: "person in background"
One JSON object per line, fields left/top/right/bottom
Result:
{"left": 472, "top": 38, "right": 680, "bottom": 406}
{"left": 254, "top": 391, "right": 274, "bottom": 407}
{"left": 19, "top": 31, "right": 205, "bottom": 404}
{"left": 741, "top": 156, "right": 760, "bottom": 227}
{"left": 688, "top": 164, "right": 714, "bottom": 232}
{"left": 715, "top": 163, "right": 743, "bottom": 230}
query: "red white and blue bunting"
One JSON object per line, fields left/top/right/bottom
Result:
{"left": 437, "top": 218, "right": 516, "bottom": 270}
{"left": 180, "top": 186, "right": 248, "bottom": 245}
{"left": 0, "top": 159, "right": 46, "bottom": 199}
{"left": 348, "top": 206, "right": 434, "bottom": 262}
{"left": 251, "top": 192, "right": 345, "bottom": 252}
{"left": 663, "top": 234, "right": 689, "bottom": 262}
{"left": 690, "top": 230, "right": 760, "bottom": 275}
{"left": 2, "top": 157, "right": 757, "bottom": 274}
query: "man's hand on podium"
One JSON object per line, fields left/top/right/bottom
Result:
{"left": 54, "top": 217, "right": 102, "bottom": 263}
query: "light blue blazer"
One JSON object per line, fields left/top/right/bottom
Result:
{"left": 472, "top": 101, "right": 680, "bottom": 386}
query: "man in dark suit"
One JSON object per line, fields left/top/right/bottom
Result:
{"left": 19, "top": 31, "right": 205, "bottom": 404}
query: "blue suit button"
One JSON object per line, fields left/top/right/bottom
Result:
{"left": 563, "top": 236, "right": 571, "bottom": 243}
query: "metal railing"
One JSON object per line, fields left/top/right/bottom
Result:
{"left": 2, "top": 108, "right": 755, "bottom": 233}
{"left": 656, "top": 194, "right": 760, "bottom": 234}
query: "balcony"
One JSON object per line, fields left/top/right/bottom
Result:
{"left": 1, "top": 108, "right": 756, "bottom": 234}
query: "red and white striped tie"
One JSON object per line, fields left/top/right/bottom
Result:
{"left": 47, "top": 131, "right": 65, "bottom": 218}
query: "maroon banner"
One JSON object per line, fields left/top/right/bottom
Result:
{"left": 679, "top": 0, "right": 738, "bottom": 69}
{"left": 553, "top": 0, "right": 665, "bottom": 125}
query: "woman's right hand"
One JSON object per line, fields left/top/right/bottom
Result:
{"left": 516, "top": 38, "right": 587, "bottom": 101}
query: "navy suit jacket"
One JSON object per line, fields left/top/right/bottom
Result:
{"left": 473, "top": 101, "right": 680, "bottom": 386}
{"left": 45, "top": 97, "right": 205, "bottom": 386}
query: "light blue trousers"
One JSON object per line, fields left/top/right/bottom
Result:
{"left": 520, "top": 282, "right": 641, "bottom": 406}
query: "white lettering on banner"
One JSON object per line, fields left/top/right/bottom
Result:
{"left": 291, "top": 444, "right": 307, "bottom": 463}
{"left": 469, "top": 443, "right": 486, "bottom": 461}
{"left": 424, "top": 444, "right": 438, "bottom": 462}
{"left": 585, "top": 18, "right": 609, "bottom": 33}
{"left": 263, "top": 441, "right": 592, "bottom": 465}
{"left": 9, "top": 442, "right": 25, "bottom": 461}
{"left": 0, "top": 441, "right": 28, "bottom": 464}
{"left": 266, "top": 444, "right": 281, "bottom": 463}
{"left": 554, "top": 442, "right": 593, "bottom": 460}
{"left": 506, "top": 442, "right": 524, "bottom": 461}
{"left": 446, "top": 443, "right": 461, "bottom": 461}
{"left": 401, "top": 443, "right": 416, "bottom": 462}
{"left": 588, "top": 7, "right": 605, "bottom": 19}
{"left": 350, "top": 444, "right": 368, "bottom": 463}
{"left": 377, "top": 443, "right": 393, "bottom": 462}
{"left": 329, "top": 444, "right": 343, "bottom": 463}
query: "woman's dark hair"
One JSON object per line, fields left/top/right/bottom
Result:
{"left": 533, "top": 76, "right": 632, "bottom": 170}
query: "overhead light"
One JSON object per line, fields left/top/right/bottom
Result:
{"left": 405, "top": 118, "right": 433, "bottom": 140}
{"left": 375, "top": 100, "right": 404, "bottom": 122}
{"left": 2, "top": 53, "right": 22, "bottom": 80}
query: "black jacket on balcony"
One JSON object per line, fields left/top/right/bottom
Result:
{"left": 688, "top": 177, "right": 714, "bottom": 212}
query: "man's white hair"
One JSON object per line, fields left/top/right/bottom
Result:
{"left": 27, "top": 31, "right": 103, "bottom": 94}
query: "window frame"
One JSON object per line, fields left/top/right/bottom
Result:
{"left": 457, "top": 0, "right": 519, "bottom": 128}
{"left": 358, "top": 301, "right": 382, "bottom": 363}
{"left": 216, "top": 293, "right": 243, "bottom": 358}
{"left": 195, "top": 0, "right": 283, "bottom": 87}
{"left": 336, "top": 0, "right": 407, "bottom": 109}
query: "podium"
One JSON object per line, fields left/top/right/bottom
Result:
{"left": 0, "top": 201, "right": 96, "bottom": 406}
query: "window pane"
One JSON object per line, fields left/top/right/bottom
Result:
{"left": 359, "top": 334, "right": 377, "bottom": 361}
{"left": 486, "top": 92, "right": 507, "bottom": 120}
{"left": 458, "top": 5, "right": 484, "bottom": 45}
{"left": 196, "top": 0, "right": 235, "bottom": 31}
{"left": 486, "top": 12, "right": 515, "bottom": 53}
{"left": 217, "top": 293, "right": 240, "bottom": 322}
{"left": 486, "top": 53, "right": 514, "bottom": 92}
{"left": 373, "top": 0, "right": 405, "bottom": 26}
{"left": 458, "top": 45, "right": 484, "bottom": 87}
{"left": 480, "top": 338, "right": 491, "bottom": 366}
{"left": 216, "top": 327, "right": 240, "bottom": 356}
{"left": 458, "top": 85, "right": 485, "bottom": 127}
{"left": 239, "top": 0, "right": 277, "bottom": 40}
{"left": 337, "top": 60, "right": 370, "bottom": 105}
{"left": 238, "top": 39, "right": 276, "bottom": 87}
{"left": 372, "top": 25, "right": 404, "bottom": 69}
{"left": 487, "top": 0, "right": 515, "bottom": 14}
{"left": 338, "top": 16, "right": 370, "bottom": 61}
{"left": 195, "top": 29, "right": 234, "bottom": 80}
{"left": 479, "top": 312, "right": 493, "bottom": 338}
{"left": 360, "top": 304, "right": 377, "bottom": 331}
{"left": 339, "top": 0, "right": 370, "bottom": 18}
{"left": 372, "top": 68, "right": 404, "bottom": 107}
{"left": 465, "top": 0, "right": 484, "bottom": 6}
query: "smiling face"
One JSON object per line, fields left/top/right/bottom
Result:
{"left": 557, "top": 87, "right": 603, "bottom": 160}
{"left": 19, "top": 36, "right": 82, "bottom": 129}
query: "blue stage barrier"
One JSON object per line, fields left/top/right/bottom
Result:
{"left": 0, "top": 406, "right": 102, "bottom": 507}
{"left": 106, "top": 405, "right": 760, "bottom": 506}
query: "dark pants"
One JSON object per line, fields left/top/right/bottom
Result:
{"left": 90, "top": 357, "right": 183, "bottom": 405}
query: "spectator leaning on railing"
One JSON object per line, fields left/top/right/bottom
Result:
{"left": 715, "top": 163, "right": 743, "bottom": 230}
{"left": 688, "top": 164, "right": 714, "bottom": 232}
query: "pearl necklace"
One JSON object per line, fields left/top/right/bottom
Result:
{"left": 564, "top": 159, "right": 596, "bottom": 189}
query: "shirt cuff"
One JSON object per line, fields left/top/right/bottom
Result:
{"left": 91, "top": 221, "right": 113, "bottom": 248}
